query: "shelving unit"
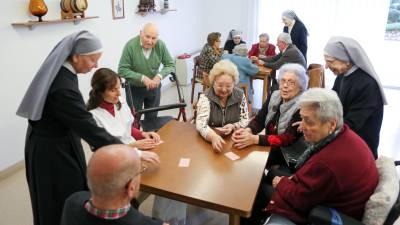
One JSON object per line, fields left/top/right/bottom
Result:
{"left": 136, "top": 9, "right": 177, "bottom": 16}
{"left": 11, "top": 16, "right": 99, "bottom": 30}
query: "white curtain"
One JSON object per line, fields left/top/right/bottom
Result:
{"left": 256, "top": 0, "right": 400, "bottom": 88}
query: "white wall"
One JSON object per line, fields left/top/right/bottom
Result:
{"left": 0, "top": 0, "right": 254, "bottom": 170}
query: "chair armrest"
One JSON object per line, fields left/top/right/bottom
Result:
{"left": 136, "top": 103, "right": 187, "bottom": 114}
{"left": 309, "top": 206, "right": 364, "bottom": 225}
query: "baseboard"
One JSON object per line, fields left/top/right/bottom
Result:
{"left": 0, "top": 160, "right": 25, "bottom": 180}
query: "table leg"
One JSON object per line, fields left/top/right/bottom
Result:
{"left": 229, "top": 214, "right": 240, "bottom": 225}
{"left": 262, "top": 77, "right": 268, "bottom": 103}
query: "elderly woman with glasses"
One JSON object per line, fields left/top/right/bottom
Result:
{"left": 199, "top": 32, "right": 222, "bottom": 74}
{"left": 262, "top": 88, "right": 378, "bottom": 225}
{"left": 232, "top": 63, "right": 308, "bottom": 167}
{"left": 196, "top": 60, "right": 249, "bottom": 152}
{"left": 324, "top": 36, "right": 386, "bottom": 159}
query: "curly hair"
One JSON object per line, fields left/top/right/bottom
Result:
{"left": 87, "top": 68, "right": 121, "bottom": 111}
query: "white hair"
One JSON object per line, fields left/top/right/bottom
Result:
{"left": 299, "top": 88, "right": 344, "bottom": 130}
{"left": 278, "top": 33, "right": 292, "bottom": 44}
{"left": 278, "top": 63, "right": 309, "bottom": 91}
{"left": 209, "top": 60, "right": 239, "bottom": 84}
{"left": 259, "top": 33, "right": 270, "bottom": 40}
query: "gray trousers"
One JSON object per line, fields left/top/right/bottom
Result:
{"left": 130, "top": 84, "right": 161, "bottom": 120}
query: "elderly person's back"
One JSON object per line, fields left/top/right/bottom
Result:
{"left": 199, "top": 32, "right": 222, "bottom": 74}
{"left": 196, "top": 60, "right": 249, "bottom": 152}
{"left": 232, "top": 63, "right": 307, "bottom": 168}
{"left": 324, "top": 36, "right": 386, "bottom": 159}
{"left": 222, "top": 44, "right": 259, "bottom": 103}
{"left": 264, "top": 88, "right": 378, "bottom": 225}
{"left": 61, "top": 144, "right": 167, "bottom": 225}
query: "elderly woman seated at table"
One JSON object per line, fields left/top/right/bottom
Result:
{"left": 232, "top": 63, "right": 307, "bottom": 168}
{"left": 196, "top": 60, "right": 249, "bottom": 152}
{"left": 199, "top": 32, "right": 222, "bottom": 74}
{"left": 261, "top": 88, "right": 379, "bottom": 225}
{"left": 248, "top": 33, "right": 276, "bottom": 60}
{"left": 222, "top": 43, "right": 259, "bottom": 103}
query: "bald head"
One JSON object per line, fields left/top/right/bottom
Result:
{"left": 87, "top": 144, "right": 140, "bottom": 199}
{"left": 140, "top": 22, "right": 159, "bottom": 50}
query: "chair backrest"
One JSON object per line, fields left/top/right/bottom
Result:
{"left": 307, "top": 63, "right": 325, "bottom": 88}
{"left": 193, "top": 55, "right": 204, "bottom": 82}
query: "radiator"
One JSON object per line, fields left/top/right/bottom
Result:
{"left": 175, "top": 50, "right": 201, "bottom": 86}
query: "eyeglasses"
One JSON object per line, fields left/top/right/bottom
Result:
{"left": 279, "top": 79, "right": 296, "bottom": 87}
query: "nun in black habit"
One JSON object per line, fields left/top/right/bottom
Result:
{"left": 16, "top": 31, "right": 123, "bottom": 225}
{"left": 324, "top": 36, "right": 387, "bottom": 159}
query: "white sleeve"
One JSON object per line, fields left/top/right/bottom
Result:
{"left": 237, "top": 94, "right": 250, "bottom": 128}
{"left": 195, "top": 94, "right": 213, "bottom": 139}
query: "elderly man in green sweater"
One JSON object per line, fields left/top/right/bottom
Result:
{"left": 118, "top": 23, "right": 175, "bottom": 120}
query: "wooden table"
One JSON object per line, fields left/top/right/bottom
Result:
{"left": 251, "top": 66, "right": 273, "bottom": 104}
{"left": 140, "top": 120, "right": 270, "bottom": 225}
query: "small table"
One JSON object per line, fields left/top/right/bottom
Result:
{"left": 140, "top": 121, "right": 270, "bottom": 225}
{"left": 252, "top": 66, "right": 273, "bottom": 104}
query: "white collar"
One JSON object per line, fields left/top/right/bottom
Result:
{"left": 63, "top": 61, "right": 77, "bottom": 74}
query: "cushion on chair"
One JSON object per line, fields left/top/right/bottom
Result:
{"left": 362, "top": 156, "right": 399, "bottom": 225}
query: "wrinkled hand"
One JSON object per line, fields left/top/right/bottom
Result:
{"left": 231, "top": 128, "right": 258, "bottom": 149}
{"left": 210, "top": 134, "right": 226, "bottom": 153}
{"left": 216, "top": 124, "right": 235, "bottom": 136}
{"left": 272, "top": 176, "right": 283, "bottom": 188}
{"left": 142, "top": 131, "right": 160, "bottom": 143}
{"left": 143, "top": 76, "right": 156, "bottom": 90}
{"left": 140, "top": 151, "right": 160, "bottom": 165}
{"left": 250, "top": 56, "right": 258, "bottom": 62}
{"left": 292, "top": 121, "right": 302, "bottom": 133}
{"left": 257, "top": 60, "right": 265, "bottom": 66}
{"left": 129, "top": 139, "right": 158, "bottom": 150}
{"left": 152, "top": 76, "right": 161, "bottom": 88}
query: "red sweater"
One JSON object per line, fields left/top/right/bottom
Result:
{"left": 248, "top": 43, "right": 276, "bottom": 58}
{"left": 267, "top": 125, "right": 378, "bottom": 224}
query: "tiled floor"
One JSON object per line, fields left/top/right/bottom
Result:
{"left": 0, "top": 83, "right": 399, "bottom": 225}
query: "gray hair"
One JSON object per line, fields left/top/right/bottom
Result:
{"left": 299, "top": 88, "right": 344, "bottom": 130}
{"left": 209, "top": 60, "right": 239, "bottom": 84}
{"left": 278, "top": 63, "right": 309, "bottom": 91}
{"left": 278, "top": 33, "right": 292, "bottom": 44}
{"left": 232, "top": 43, "right": 248, "bottom": 57}
{"left": 259, "top": 33, "right": 270, "bottom": 40}
{"left": 282, "top": 10, "right": 298, "bottom": 21}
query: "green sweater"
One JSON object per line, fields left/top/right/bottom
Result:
{"left": 118, "top": 35, "right": 175, "bottom": 87}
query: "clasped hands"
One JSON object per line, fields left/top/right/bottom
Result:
{"left": 129, "top": 131, "right": 161, "bottom": 165}
{"left": 250, "top": 56, "right": 266, "bottom": 66}
{"left": 143, "top": 75, "right": 161, "bottom": 90}
{"left": 209, "top": 124, "right": 259, "bottom": 152}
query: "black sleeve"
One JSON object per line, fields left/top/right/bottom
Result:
{"left": 247, "top": 95, "right": 271, "bottom": 134}
{"left": 49, "top": 89, "right": 122, "bottom": 150}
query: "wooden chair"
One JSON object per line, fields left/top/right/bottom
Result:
{"left": 190, "top": 55, "right": 208, "bottom": 103}
{"left": 307, "top": 63, "right": 325, "bottom": 88}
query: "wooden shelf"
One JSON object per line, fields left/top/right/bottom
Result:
{"left": 136, "top": 9, "right": 177, "bottom": 16}
{"left": 11, "top": 16, "right": 99, "bottom": 30}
